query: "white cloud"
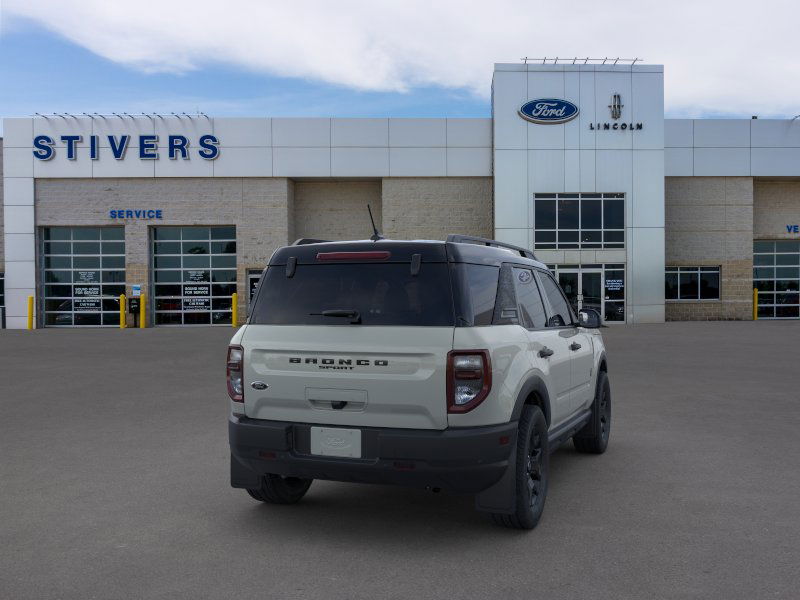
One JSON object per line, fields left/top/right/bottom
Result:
{"left": 4, "top": 0, "right": 799, "bottom": 117}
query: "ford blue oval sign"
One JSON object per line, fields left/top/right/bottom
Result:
{"left": 519, "top": 99, "right": 579, "bottom": 124}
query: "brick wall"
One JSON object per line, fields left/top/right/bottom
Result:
{"left": 293, "top": 181, "right": 382, "bottom": 241}
{"left": 35, "top": 177, "right": 294, "bottom": 325}
{"left": 753, "top": 180, "right": 800, "bottom": 240}
{"left": 665, "top": 176, "right": 753, "bottom": 320}
{"left": 381, "top": 177, "right": 492, "bottom": 240}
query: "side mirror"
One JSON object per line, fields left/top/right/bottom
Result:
{"left": 578, "top": 308, "right": 602, "bottom": 328}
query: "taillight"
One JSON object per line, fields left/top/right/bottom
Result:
{"left": 447, "top": 350, "right": 491, "bottom": 413}
{"left": 227, "top": 345, "right": 244, "bottom": 402}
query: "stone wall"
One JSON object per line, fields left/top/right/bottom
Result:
{"left": 665, "top": 176, "right": 753, "bottom": 320}
{"left": 293, "top": 181, "right": 382, "bottom": 241}
{"left": 381, "top": 177, "right": 492, "bottom": 240}
{"left": 753, "top": 180, "right": 800, "bottom": 240}
{"left": 35, "top": 177, "right": 294, "bottom": 325}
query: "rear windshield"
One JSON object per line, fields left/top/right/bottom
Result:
{"left": 250, "top": 263, "right": 455, "bottom": 326}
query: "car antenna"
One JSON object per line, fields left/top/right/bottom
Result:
{"left": 367, "top": 204, "right": 384, "bottom": 241}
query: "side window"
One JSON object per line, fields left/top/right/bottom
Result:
{"left": 512, "top": 268, "right": 547, "bottom": 329}
{"left": 538, "top": 271, "right": 574, "bottom": 327}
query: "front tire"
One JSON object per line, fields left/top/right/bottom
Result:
{"left": 491, "top": 404, "right": 549, "bottom": 530}
{"left": 573, "top": 371, "right": 611, "bottom": 454}
{"left": 246, "top": 474, "right": 312, "bottom": 504}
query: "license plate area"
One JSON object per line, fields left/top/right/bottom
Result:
{"left": 310, "top": 426, "right": 362, "bottom": 458}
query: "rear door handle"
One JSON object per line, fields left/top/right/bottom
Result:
{"left": 538, "top": 347, "right": 554, "bottom": 358}
{"left": 569, "top": 342, "right": 582, "bottom": 351}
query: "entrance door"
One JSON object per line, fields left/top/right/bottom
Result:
{"left": 558, "top": 269, "right": 603, "bottom": 318}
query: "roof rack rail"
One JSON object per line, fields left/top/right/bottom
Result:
{"left": 446, "top": 234, "right": 537, "bottom": 260}
{"left": 292, "top": 238, "right": 331, "bottom": 245}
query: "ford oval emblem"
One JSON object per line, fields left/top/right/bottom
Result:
{"left": 519, "top": 98, "right": 579, "bottom": 124}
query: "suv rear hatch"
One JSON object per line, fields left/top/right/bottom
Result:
{"left": 241, "top": 242, "right": 454, "bottom": 430}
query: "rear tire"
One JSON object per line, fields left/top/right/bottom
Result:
{"left": 573, "top": 371, "right": 611, "bottom": 454}
{"left": 491, "top": 404, "right": 549, "bottom": 530}
{"left": 246, "top": 474, "right": 312, "bottom": 504}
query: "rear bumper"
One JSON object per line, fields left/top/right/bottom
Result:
{"left": 229, "top": 415, "right": 517, "bottom": 494}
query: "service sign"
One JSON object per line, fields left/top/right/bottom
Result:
{"left": 519, "top": 99, "right": 579, "bottom": 124}
{"left": 74, "top": 298, "right": 101, "bottom": 312}
{"left": 184, "top": 284, "right": 210, "bottom": 296}
{"left": 183, "top": 298, "right": 210, "bottom": 311}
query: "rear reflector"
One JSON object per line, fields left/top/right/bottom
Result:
{"left": 316, "top": 251, "right": 391, "bottom": 261}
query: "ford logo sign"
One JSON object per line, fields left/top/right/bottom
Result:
{"left": 519, "top": 99, "right": 579, "bottom": 124}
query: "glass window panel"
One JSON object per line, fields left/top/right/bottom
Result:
{"left": 212, "top": 283, "right": 237, "bottom": 296}
{"left": 775, "top": 280, "right": 800, "bottom": 292}
{"left": 45, "top": 242, "right": 72, "bottom": 254}
{"left": 45, "top": 299, "right": 71, "bottom": 311}
{"left": 699, "top": 272, "right": 720, "bottom": 299}
{"left": 753, "top": 241, "right": 774, "bottom": 253}
{"left": 758, "top": 293, "right": 775, "bottom": 304}
{"left": 182, "top": 227, "right": 210, "bottom": 240}
{"left": 757, "top": 305, "right": 775, "bottom": 318}
{"left": 580, "top": 231, "right": 602, "bottom": 247}
{"left": 44, "top": 256, "right": 71, "bottom": 269}
{"left": 603, "top": 199, "right": 624, "bottom": 229}
{"left": 102, "top": 256, "right": 125, "bottom": 269}
{"left": 679, "top": 272, "right": 699, "bottom": 300}
{"left": 538, "top": 272, "right": 574, "bottom": 327}
{"left": 211, "top": 241, "right": 236, "bottom": 254}
{"left": 211, "top": 226, "right": 236, "bottom": 240}
{"left": 753, "top": 267, "right": 774, "bottom": 279}
{"left": 183, "top": 242, "right": 209, "bottom": 255}
{"left": 212, "top": 312, "right": 233, "bottom": 325}
{"left": 72, "top": 228, "right": 101, "bottom": 241}
{"left": 753, "top": 254, "right": 774, "bottom": 266}
{"left": 155, "top": 313, "right": 183, "bottom": 325}
{"left": 557, "top": 199, "right": 579, "bottom": 229}
{"left": 776, "top": 306, "right": 800, "bottom": 318}
{"left": 156, "top": 298, "right": 183, "bottom": 311}
{"left": 154, "top": 255, "right": 181, "bottom": 269}
{"left": 73, "top": 256, "right": 100, "bottom": 269}
{"left": 155, "top": 270, "right": 182, "bottom": 283}
{"left": 776, "top": 254, "right": 799, "bottom": 266}
{"left": 45, "top": 271, "right": 72, "bottom": 283}
{"left": 775, "top": 267, "right": 800, "bottom": 279}
{"left": 154, "top": 242, "right": 181, "bottom": 255}
{"left": 534, "top": 231, "right": 556, "bottom": 243}
{"left": 754, "top": 280, "right": 774, "bottom": 292}
{"left": 44, "top": 228, "right": 71, "bottom": 241}
{"left": 212, "top": 297, "right": 233, "bottom": 310}
{"left": 183, "top": 255, "right": 210, "bottom": 268}
{"left": 102, "top": 285, "right": 126, "bottom": 297}
{"left": 101, "top": 227, "right": 124, "bottom": 240}
{"left": 102, "top": 298, "right": 120, "bottom": 311}
{"left": 74, "top": 271, "right": 101, "bottom": 284}
{"left": 775, "top": 241, "right": 800, "bottom": 253}
{"left": 184, "top": 270, "right": 211, "bottom": 282}
{"left": 212, "top": 270, "right": 237, "bottom": 283}
{"left": 665, "top": 272, "right": 679, "bottom": 299}
{"left": 154, "top": 227, "right": 181, "bottom": 241}
{"left": 74, "top": 313, "right": 102, "bottom": 326}
{"left": 46, "top": 313, "right": 73, "bottom": 326}
{"left": 211, "top": 255, "right": 236, "bottom": 268}
{"left": 102, "top": 313, "right": 120, "bottom": 326}
{"left": 604, "top": 301, "right": 625, "bottom": 322}
{"left": 45, "top": 285, "right": 72, "bottom": 297}
{"left": 102, "top": 270, "right": 125, "bottom": 283}
{"left": 581, "top": 200, "right": 602, "bottom": 229}
{"left": 603, "top": 231, "right": 624, "bottom": 243}
{"left": 534, "top": 200, "right": 557, "bottom": 229}
{"left": 776, "top": 293, "right": 800, "bottom": 305}
{"left": 155, "top": 284, "right": 182, "bottom": 296}
{"left": 102, "top": 242, "right": 125, "bottom": 254}
{"left": 184, "top": 312, "right": 211, "bottom": 325}
{"left": 72, "top": 242, "right": 101, "bottom": 254}
{"left": 512, "top": 268, "right": 547, "bottom": 329}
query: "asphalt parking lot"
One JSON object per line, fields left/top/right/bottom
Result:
{"left": 1, "top": 321, "right": 799, "bottom": 599}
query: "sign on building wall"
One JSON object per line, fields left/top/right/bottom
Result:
{"left": 32, "top": 134, "right": 220, "bottom": 160}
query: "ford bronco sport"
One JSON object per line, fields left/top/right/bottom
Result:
{"left": 228, "top": 235, "right": 610, "bottom": 529}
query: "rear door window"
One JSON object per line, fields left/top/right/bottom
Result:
{"left": 250, "top": 263, "right": 454, "bottom": 326}
{"left": 512, "top": 267, "right": 547, "bottom": 329}
{"left": 538, "top": 271, "right": 575, "bottom": 327}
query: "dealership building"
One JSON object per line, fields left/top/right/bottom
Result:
{"left": 1, "top": 61, "right": 799, "bottom": 328}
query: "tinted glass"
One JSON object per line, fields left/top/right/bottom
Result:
{"left": 581, "top": 200, "right": 602, "bottom": 229}
{"left": 604, "top": 199, "right": 624, "bottom": 229}
{"left": 250, "top": 263, "right": 454, "bottom": 326}
{"left": 699, "top": 271, "right": 720, "bottom": 299}
{"left": 538, "top": 272, "right": 573, "bottom": 326}
{"left": 665, "top": 272, "right": 679, "bottom": 299}
{"left": 512, "top": 268, "right": 547, "bottom": 329}
{"left": 679, "top": 272, "right": 699, "bottom": 299}
{"left": 454, "top": 264, "right": 499, "bottom": 326}
{"left": 558, "top": 199, "right": 579, "bottom": 229}
{"left": 534, "top": 200, "right": 556, "bottom": 229}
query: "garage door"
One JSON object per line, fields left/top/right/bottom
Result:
{"left": 753, "top": 241, "right": 800, "bottom": 319}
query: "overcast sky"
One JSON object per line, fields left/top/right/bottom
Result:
{"left": 2, "top": 0, "right": 798, "bottom": 128}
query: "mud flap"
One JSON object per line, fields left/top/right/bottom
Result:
{"left": 474, "top": 444, "right": 517, "bottom": 514}
{"left": 230, "top": 454, "right": 262, "bottom": 489}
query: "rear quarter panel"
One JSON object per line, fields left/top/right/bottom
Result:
{"left": 448, "top": 325, "right": 532, "bottom": 428}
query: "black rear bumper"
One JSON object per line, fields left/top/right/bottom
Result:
{"left": 229, "top": 415, "right": 517, "bottom": 494}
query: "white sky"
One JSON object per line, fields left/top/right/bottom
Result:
{"left": 5, "top": 0, "right": 800, "bottom": 117}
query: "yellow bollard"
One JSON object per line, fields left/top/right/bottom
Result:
{"left": 27, "top": 295, "right": 34, "bottom": 330}
{"left": 139, "top": 293, "right": 146, "bottom": 328}
{"left": 120, "top": 294, "right": 127, "bottom": 329}
{"left": 231, "top": 292, "right": 238, "bottom": 327}
{"left": 753, "top": 287, "right": 758, "bottom": 321}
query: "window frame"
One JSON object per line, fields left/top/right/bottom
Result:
{"left": 665, "top": 266, "right": 721, "bottom": 302}
{"left": 533, "top": 192, "right": 625, "bottom": 250}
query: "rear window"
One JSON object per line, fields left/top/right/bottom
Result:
{"left": 250, "top": 263, "right": 454, "bottom": 326}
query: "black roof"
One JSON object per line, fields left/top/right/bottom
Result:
{"left": 269, "top": 236, "right": 547, "bottom": 269}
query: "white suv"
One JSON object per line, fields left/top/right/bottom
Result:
{"left": 227, "top": 235, "right": 610, "bottom": 529}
